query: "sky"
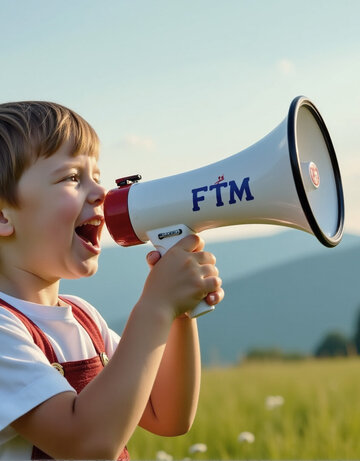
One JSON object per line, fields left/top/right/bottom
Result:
{"left": 1, "top": 0, "right": 359, "bottom": 245}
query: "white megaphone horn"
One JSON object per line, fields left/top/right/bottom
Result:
{"left": 104, "top": 96, "right": 345, "bottom": 318}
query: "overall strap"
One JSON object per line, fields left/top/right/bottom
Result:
{"left": 0, "top": 298, "right": 58, "bottom": 363}
{"left": 59, "top": 296, "right": 106, "bottom": 354}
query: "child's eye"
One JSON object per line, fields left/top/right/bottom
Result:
{"left": 66, "top": 174, "right": 80, "bottom": 183}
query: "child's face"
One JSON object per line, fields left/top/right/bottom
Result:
{"left": 5, "top": 141, "right": 106, "bottom": 282}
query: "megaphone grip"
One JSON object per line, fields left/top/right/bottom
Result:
{"left": 146, "top": 225, "right": 216, "bottom": 319}
{"left": 188, "top": 302, "right": 215, "bottom": 319}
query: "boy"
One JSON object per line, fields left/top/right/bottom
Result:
{"left": 0, "top": 101, "right": 223, "bottom": 460}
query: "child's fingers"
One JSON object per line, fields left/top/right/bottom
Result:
{"left": 192, "top": 235, "right": 205, "bottom": 253}
{"left": 194, "top": 251, "right": 216, "bottom": 266}
{"left": 202, "top": 275, "right": 222, "bottom": 296}
{"left": 199, "top": 263, "right": 219, "bottom": 279}
{"left": 205, "top": 287, "right": 225, "bottom": 306}
{"left": 175, "top": 234, "right": 205, "bottom": 253}
{"left": 146, "top": 250, "right": 162, "bottom": 268}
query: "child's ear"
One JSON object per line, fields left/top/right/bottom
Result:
{"left": 0, "top": 209, "right": 14, "bottom": 236}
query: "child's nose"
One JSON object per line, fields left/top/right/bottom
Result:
{"left": 88, "top": 182, "right": 106, "bottom": 205}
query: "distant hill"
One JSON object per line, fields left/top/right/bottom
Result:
{"left": 197, "top": 242, "right": 360, "bottom": 365}
{"left": 60, "top": 231, "right": 360, "bottom": 365}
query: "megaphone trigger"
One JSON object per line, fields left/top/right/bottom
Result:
{"left": 147, "top": 224, "right": 216, "bottom": 318}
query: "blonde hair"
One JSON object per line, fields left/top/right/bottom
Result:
{"left": 0, "top": 101, "right": 99, "bottom": 206}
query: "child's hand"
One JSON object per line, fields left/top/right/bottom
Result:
{"left": 141, "top": 235, "right": 223, "bottom": 319}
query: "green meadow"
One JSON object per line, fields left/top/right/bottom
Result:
{"left": 128, "top": 358, "right": 360, "bottom": 459}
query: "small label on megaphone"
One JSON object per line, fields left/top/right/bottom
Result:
{"left": 309, "top": 162, "right": 320, "bottom": 188}
{"left": 158, "top": 228, "right": 183, "bottom": 240}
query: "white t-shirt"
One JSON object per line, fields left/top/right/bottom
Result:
{"left": 0, "top": 291, "right": 121, "bottom": 460}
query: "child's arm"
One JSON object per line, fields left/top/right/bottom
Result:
{"left": 11, "top": 235, "right": 222, "bottom": 460}
{"left": 139, "top": 314, "right": 201, "bottom": 435}
{"left": 138, "top": 249, "right": 223, "bottom": 436}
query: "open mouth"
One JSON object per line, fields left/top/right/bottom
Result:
{"left": 75, "top": 218, "right": 103, "bottom": 248}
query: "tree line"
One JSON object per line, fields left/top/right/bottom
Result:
{"left": 245, "top": 307, "right": 360, "bottom": 361}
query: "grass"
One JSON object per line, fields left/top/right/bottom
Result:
{"left": 127, "top": 357, "right": 360, "bottom": 459}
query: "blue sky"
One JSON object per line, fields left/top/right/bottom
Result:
{"left": 1, "top": 0, "right": 359, "bottom": 244}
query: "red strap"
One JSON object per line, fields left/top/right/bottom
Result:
{"left": 59, "top": 296, "right": 105, "bottom": 354}
{"left": 0, "top": 298, "right": 58, "bottom": 363}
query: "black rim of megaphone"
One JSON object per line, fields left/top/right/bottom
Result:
{"left": 287, "top": 96, "right": 345, "bottom": 248}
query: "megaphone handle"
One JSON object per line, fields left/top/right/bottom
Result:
{"left": 146, "top": 225, "right": 216, "bottom": 319}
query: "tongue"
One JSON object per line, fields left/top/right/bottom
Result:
{"left": 75, "top": 224, "right": 98, "bottom": 246}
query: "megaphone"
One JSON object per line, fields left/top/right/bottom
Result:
{"left": 104, "top": 96, "right": 345, "bottom": 318}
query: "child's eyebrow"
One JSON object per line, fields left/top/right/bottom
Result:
{"left": 51, "top": 162, "right": 100, "bottom": 177}
{"left": 53, "top": 163, "right": 78, "bottom": 172}
{"left": 51, "top": 163, "right": 81, "bottom": 177}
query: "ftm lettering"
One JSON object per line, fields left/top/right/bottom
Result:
{"left": 192, "top": 177, "right": 254, "bottom": 212}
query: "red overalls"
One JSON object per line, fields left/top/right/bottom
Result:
{"left": 0, "top": 297, "right": 130, "bottom": 461}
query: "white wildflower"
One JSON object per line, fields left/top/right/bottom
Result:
{"left": 238, "top": 431, "right": 255, "bottom": 443}
{"left": 156, "top": 450, "right": 173, "bottom": 461}
{"left": 265, "top": 395, "right": 285, "bottom": 410}
{"left": 189, "top": 443, "right": 208, "bottom": 454}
